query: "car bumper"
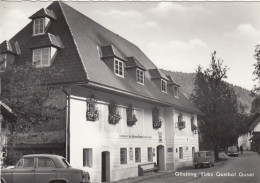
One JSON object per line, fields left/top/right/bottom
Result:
{"left": 193, "top": 162, "right": 210, "bottom": 165}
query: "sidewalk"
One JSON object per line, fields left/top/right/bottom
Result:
{"left": 109, "top": 153, "right": 229, "bottom": 183}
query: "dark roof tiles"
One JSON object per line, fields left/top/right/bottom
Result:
{"left": 126, "top": 57, "right": 146, "bottom": 71}
{"left": 148, "top": 68, "right": 169, "bottom": 80}
{"left": 29, "top": 8, "right": 56, "bottom": 20}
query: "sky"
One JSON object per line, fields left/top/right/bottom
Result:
{"left": 0, "top": 1, "right": 260, "bottom": 90}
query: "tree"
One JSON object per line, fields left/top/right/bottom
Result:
{"left": 2, "top": 62, "right": 65, "bottom": 133}
{"left": 191, "top": 51, "right": 241, "bottom": 160}
{"left": 1, "top": 62, "right": 65, "bottom": 165}
{"left": 250, "top": 45, "right": 260, "bottom": 114}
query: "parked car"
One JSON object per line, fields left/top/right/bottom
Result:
{"left": 193, "top": 151, "right": 215, "bottom": 168}
{"left": 0, "top": 154, "right": 90, "bottom": 183}
{"left": 227, "top": 146, "right": 239, "bottom": 157}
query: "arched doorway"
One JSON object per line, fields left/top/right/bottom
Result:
{"left": 101, "top": 151, "right": 110, "bottom": 182}
{"left": 157, "top": 145, "right": 165, "bottom": 171}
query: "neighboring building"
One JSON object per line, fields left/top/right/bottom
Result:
{"left": 238, "top": 112, "right": 260, "bottom": 152}
{"left": 247, "top": 113, "right": 260, "bottom": 151}
{"left": 0, "top": 2, "right": 199, "bottom": 182}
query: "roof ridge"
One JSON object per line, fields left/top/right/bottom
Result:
{"left": 56, "top": 1, "right": 88, "bottom": 81}
{"left": 56, "top": 1, "right": 157, "bottom": 69}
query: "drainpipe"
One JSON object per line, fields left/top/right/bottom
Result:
{"left": 62, "top": 89, "right": 70, "bottom": 163}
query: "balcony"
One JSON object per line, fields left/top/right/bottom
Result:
{"left": 191, "top": 123, "right": 198, "bottom": 134}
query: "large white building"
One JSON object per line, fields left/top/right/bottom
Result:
{"left": 0, "top": 2, "right": 199, "bottom": 182}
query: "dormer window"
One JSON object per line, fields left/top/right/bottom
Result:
{"left": 33, "top": 18, "right": 45, "bottom": 35}
{"left": 161, "top": 79, "right": 167, "bottom": 93}
{"left": 114, "top": 59, "right": 124, "bottom": 77}
{"left": 174, "top": 85, "right": 179, "bottom": 97}
{"left": 30, "top": 8, "right": 56, "bottom": 36}
{"left": 136, "top": 69, "right": 144, "bottom": 84}
{"left": 0, "top": 54, "right": 7, "bottom": 72}
{"left": 33, "top": 47, "right": 51, "bottom": 67}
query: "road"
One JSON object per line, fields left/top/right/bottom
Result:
{"left": 132, "top": 151, "right": 260, "bottom": 183}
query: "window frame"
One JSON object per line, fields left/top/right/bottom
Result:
{"left": 114, "top": 58, "right": 124, "bottom": 77}
{"left": 161, "top": 79, "right": 167, "bottom": 93}
{"left": 37, "top": 157, "right": 56, "bottom": 168}
{"left": 33, "top": 18, "right": 45, "bottom": 36}
{"left": 147, "top": 147, "right": 153, "bottom": 162}
{"left": 120, "top": 148, "right": 127, "bottom": 164}
{"left": 32, "top": 47, "right": 51, "bottom": 68}
{"left": 136, "top": 68, "right": 144, "bottom": 84}
{"left": 135, "top": 148, "right": 141, "bottom": 162}
{"left": 83, "top": 148, "right": 93, "bottom": 168}
{"left": 179, "top": 147, "right": 183, "bottom": 159}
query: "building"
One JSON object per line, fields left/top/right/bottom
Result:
{"left": 238, "top": 112, "right": 260, "bottom": 152}
{"left": 247, "top": 113, "right": 260, "bottom": 152}
{"left": 0, "top": 2, "right": 199, "bottom": 182}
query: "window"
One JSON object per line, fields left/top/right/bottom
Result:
{"left": 33, "top": 18, "right": 45, "bottom": 35}
{"left": 114, "top": 59, "right": 124, "bottom": 76}
{"left": 192, "top": 147, "right": 195, "bottom": 158}
{"left": 120, "top": 148, "right": 127, "bottom": 164}
{"left": 161, "top": 79, "right": 167, "bottom": 92}
{"left": 114, "top": 59, "right": 124, "bottom": 77}
{"left": 147, "top": 147, "right": 153, "bottom": 162}
{"left": 38, "top": 158, "right": 55, "bottom": 168}
{"left": 136, "top": 69, "right": 144, "bottom": 84}
{"left": 33, "top": 48, "right": 50, "bottom": 67}
{"left": 179, "top": 147, "right": 183, "bottom": 159}
{"left": 83, "top": 148, "right": 93, "bottom": 167}
{"left": 173, "top": 86, "right": 179, "bottom": 96}
{"left": 24, "top": 158, "right": 35, "bottom": 168}
{"left": 135, "top": 148, "right": 141, "bottom": 162}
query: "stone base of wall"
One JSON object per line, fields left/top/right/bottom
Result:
{"left": 166, "top": 162, "right": 175, "bottom": 171}
{"left": 175, "top": 161, "right": 193, "bottom": 170}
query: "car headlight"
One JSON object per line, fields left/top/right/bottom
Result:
{"left": 81, "top": 170, "right": 90, "bottom": 182}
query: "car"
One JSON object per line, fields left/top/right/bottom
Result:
{"left": 0, "top": 154, "right": 90, "bottom": 183}
{"left": 193, "top": 151, "right": 215, "bottom": 168}
{"left": 227, "top": 146, "right": 239, "bottom": 157}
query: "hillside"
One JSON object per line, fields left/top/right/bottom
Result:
{"left": 161, "top": 69, "right": 253, "bottom": 113}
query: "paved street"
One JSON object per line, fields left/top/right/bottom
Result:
{"left": 114, "top": 151, "right": 260, "bottom": 183}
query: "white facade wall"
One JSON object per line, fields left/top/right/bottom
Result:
{"left": 238, "top": 133, "right": 251, "bottom": 151}
{"left": 68, "top": 87, "right": 199, "bottom": 182}
{"left": 165, "top": 109, "right": 199, "bottom": 170}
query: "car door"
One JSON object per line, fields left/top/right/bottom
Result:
{"left": 12, "top": 158, "right": 35, "bottom": 183}
{"left": 34, "top": 157, "right": 57, "bottom": 183}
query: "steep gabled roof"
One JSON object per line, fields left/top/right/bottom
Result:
{"left": 248, "top": 113, "right": 260, "bottom": 131}
{"left": 0, "top": 40, "right": 21, "bottom": 55}
{"left": 148, "top": 68, "right": 169, "bottom": 80}
{"left": 166, "top": 75, "right": 180, "bottom": 86}
{"left": 30, "top": 33, "right": 63, "bottom": 49}
{"left": 126, "top": 57, "right": 146, "bottom": 71}
{"left": 29, "top": 8, "right": 56, "bottom": 20}
{"left": 2, "top": 1, "right": 199, "bottom": 114}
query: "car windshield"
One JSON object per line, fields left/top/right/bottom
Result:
{"left": 195, "top": 152, "right": 205, "bottom": 157}
{"left": 228, "top": 147, "right": 236, "bottom": 150}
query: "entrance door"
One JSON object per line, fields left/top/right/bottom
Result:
{"left": 157, "top": 145, "right": 165, "bottom": 171}
{"left": 101, "top": 151, "right": 110, "bottom": 182}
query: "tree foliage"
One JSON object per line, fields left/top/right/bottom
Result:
{"left": 1, "top": 62, "right": 65, "bottom": 133}
{"left": 191, "top": 51, "right": 244, "bottom": 159}
{"left": 250, "top": 45, "right": 260, "bottom": 114}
